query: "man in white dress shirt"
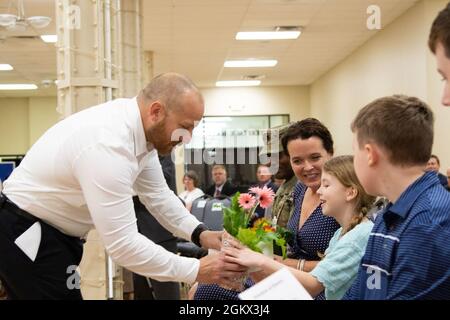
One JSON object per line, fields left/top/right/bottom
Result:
{"left": 0, "top": 73, "right": 244, "bottom": 299}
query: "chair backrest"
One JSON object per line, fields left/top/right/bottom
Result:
{"left": 190, "top": 195, "right": 211, "bottom": 222}
{"left": 202, "top": 197, "right": 231, "bottom": 231}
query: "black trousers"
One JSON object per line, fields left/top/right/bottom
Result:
{"left": 0, "top": 195, "right": 84, "bottom": 300}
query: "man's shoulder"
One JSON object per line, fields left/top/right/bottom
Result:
{"left": 407, "top": 184, "right": 450, "bottom": 228}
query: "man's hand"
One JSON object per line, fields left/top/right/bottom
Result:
{"left": 195, "top": 251, "right": 248, "bottom": 287}
{"left": 199, "top": 230, "right": 222, "bottom": 251}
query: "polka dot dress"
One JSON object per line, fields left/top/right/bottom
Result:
{"left": 194, "top": 279, "right": 254, "bottom": 300}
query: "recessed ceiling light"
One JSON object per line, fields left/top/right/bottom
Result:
{"left": 0, "top": 84, "right": 38, "bottom": 90}
{"left": 40, "top": 34, "right": 57, "bottom": 43}
{"left": 216, "top": 80, "right": 261, "bottom": 87}
{"left": 0, "top": 64, "right": 13, "bottom": 71}
{"left": 236, "top": 31, "right": 301, "bottom": 40}
{"left": 224, "top": 60, "right": 278, "bottom": 68}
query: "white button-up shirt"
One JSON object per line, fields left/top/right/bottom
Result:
{"left": 3, "top": 98, "right": 201, "bottom": 284}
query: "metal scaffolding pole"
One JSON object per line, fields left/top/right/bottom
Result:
{"left": 55, "top": 0, "right": 144, "bottom": 300}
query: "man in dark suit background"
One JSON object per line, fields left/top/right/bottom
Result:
{"left": 131, "top": 155, "right": 180, "bottom": 300}
{"left": 205, "top": 164, "right": 237, "bottom": 197}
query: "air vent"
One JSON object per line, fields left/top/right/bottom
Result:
{"left": 275, "top": 26, "right": 301, "bottom": 32}
{"left": 242, "top": 75, "right": 266, "bottom": 80}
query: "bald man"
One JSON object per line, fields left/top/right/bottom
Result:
{"left": 0, "top": 73, "right": 244, "bottom": 299}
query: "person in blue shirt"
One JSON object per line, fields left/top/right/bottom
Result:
{"left": 344, "top": 95, "right": 450, "bottom": 300}
{"left": 224, "top": 155, "right": 375, "bottom": 300}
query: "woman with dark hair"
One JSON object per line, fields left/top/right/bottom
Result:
{"left": 193, "top": 118, "right": 340, "bottom": 300}
{"left": 178, "top": 170, "right": 204, "bottom": 211}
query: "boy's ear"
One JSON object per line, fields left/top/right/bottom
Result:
{"left": 346, "top": 187, "right": 358, "bottom": 202}
{"left": 364, "top": 143, "right": 379, "bottom": 167}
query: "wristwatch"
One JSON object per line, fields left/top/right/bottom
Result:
{"left": 191, "top": 223, "right": 209, "bottom": 248}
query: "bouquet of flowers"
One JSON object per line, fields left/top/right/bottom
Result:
{"left": 222, "top": 186, "right": 292, "bottom": 259}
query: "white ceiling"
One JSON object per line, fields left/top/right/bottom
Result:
{"left": 0, "top": 0, "right": 419, "bottom": 97}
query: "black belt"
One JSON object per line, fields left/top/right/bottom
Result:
{"left": 0, "top": 193, "right": 38, "bottom": 222}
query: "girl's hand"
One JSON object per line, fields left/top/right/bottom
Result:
{"left": 223, "top": 247, "right": 269, "bottom": 269}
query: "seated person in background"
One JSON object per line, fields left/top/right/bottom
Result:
{"left": 251, "top": 164, "right": 279, "bottom": 219}
{"left": 179, "top": 170, "right": 204, "bottom": 211}
{"left": 255, "top": 164, "right": 278, "bottom": 192}
{"left": 205, "top": 164, "right": 237, "bottom": 197}
{"left": 225, "top": 155, "right": 375, "bottom": 300}
{"left": 193, "top": 119, "right": 340, "bottom": 300}
{"left": 447, "top": 168, "right": 450, "bottom": 191}
{"left": 426, "top": 154, "right": 449, "bottom": 188}
{"left": 131, "top": 154, "right": 181, "bottom": 300}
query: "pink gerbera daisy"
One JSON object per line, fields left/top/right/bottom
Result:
{"left": 238, "top": 193, "right": 256, "bottom": 210}
{"left": 257, "top": 186, "right": 275, "bottom": 209}
{"left": 249, "top": 186, "right": 261, "bottom": 195}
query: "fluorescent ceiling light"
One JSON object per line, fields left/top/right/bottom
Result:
{"left": 236, "top": 31, "right": 301, "bottom": 40}
{"left": 0, "top": 64, "right": 13, "bottom": 71}
{"left": 224, "top": 60, "right": 278, "bottom": 68}
{"left": 40, "top": 34, "right": 57, "bottom": 43}
{"left": 216, "top": 80, "right": 261, "bottom": 87}
{"left": 0, "top": 84, "right": 38, "bottom": 90}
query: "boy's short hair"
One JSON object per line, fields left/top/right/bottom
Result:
{"left": 351, "top": 95, "right": 434, "bottom": 166}
{"left": 429, "top": 3, "right": 450, "bottom": 58}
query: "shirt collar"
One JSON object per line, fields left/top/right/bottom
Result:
{"left": 216, "top": 183, "right": 225, "bottom": 191}
{"left": 129, "top": 97, "right": 149, "bottom": 157}
{"left": 385, "top": 171, "right": 440, "bottom": 219}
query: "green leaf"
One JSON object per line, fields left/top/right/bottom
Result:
{"left": 236, "top": 228, "right": 261, "bottom": 253}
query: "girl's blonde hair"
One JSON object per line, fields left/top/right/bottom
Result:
{"left": 323, "top": 155, "right": 376, "bottom": 235}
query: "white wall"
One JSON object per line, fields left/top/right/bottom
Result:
{"left": 0, "top": 97, "right": 58, "bottom": 155}
{"left": 201, "top": 86, "right": 310, "bottom": 121}
{"left": 0, "top": 98, "right": 30, "bottom": 154}
{"left": 310, "top": 0, "right": 450, "bottom": 170}
{"left": 28, "top": 97, "right": 59, "bottom": 147}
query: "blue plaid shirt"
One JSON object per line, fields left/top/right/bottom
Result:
{"left": 344, "top": 171, "right": 450, "bottom": 300}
